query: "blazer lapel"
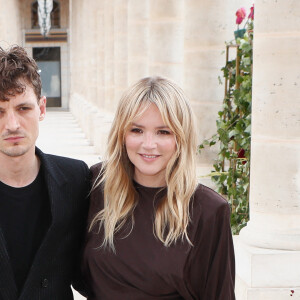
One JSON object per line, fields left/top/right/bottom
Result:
{"left": 19, "top": 148, "right": 69, "bottom": 299}
{"left": 0, "top": 229, "right": 18, "bottom": 300}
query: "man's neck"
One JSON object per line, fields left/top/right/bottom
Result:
{"left": 0, "top": 148, "right": 40, "bottom": 188}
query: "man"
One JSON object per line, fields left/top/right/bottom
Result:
{"left": 0, "top": 45, "right": 89, "bottom": 299}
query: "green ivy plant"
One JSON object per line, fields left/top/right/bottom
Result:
{"left": 199, "top": 8, "right": 253, "bottom": 234}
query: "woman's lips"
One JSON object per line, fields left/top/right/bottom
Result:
{"left": 139, "top": 153, "right": 160, "bottom": 161}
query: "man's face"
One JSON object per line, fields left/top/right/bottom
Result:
{"left": 0, "top": 83, "right": 46, "bottom": 158}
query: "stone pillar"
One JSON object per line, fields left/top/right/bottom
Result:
{"left": 128, "top": 0, "right": 149, "bottom": 84}
{"left": 235, "top": 0, "right": 300, "bottom": 298}
{"left": 0, "top": 0, "right": 21, "bottom": 46}
{"left": 69, "top": 0, "right": 83, "bottom": 95}
{"left": 104, "top": 0, "right": 115, "bottom": 111}
{"left": 95, "top": 0, "right": 105, "bottom": 110}
{"left": 149, "top": 0, "right": 184, "bottom": 85}
{"left": 114, "top": 0, "right": 128, "bottom": 107}
{"left": 86, "top": 0, "right": 98, "bottom": 107}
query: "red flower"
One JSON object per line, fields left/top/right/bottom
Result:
{"left": 248, "top": 5, "right": 254, "bottom": 20}
{"left": 236, "top": 7, "right": 246, "bottom": 25}
{"left": 237, "top": 148, "right": 247, "bottom": 165}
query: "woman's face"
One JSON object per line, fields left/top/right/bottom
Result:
{"left": 125, "top": 103, "right": 176, "bottom": 187}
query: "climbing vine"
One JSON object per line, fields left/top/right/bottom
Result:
{"left": 199, "top": 6, "right": 254, "bottom": 234}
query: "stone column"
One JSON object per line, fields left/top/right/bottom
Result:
{"left": 0, "top": 0, "right": 21, "bottom": 46}
{"left": 104, "top": 0, "right": 115, "bottom": 111}
{"left": 235, "top": 0, "right": 300, "bottom": 298}
{"left": 128, "top": 0, "right": 149, "bottom": 84}
{"left": 149, "top": 0, "right": 184, "bottom": 85}
{"left": 114, "top": 0, "right": 128, "bottom": 107}
{"left": 87, "top": 0, "right": 98, "bottom": 107}
{"left": 95, "top": 0, "right": 105, "bottom": 110}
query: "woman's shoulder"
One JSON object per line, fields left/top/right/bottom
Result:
{"left": 194, "top": 184, "right": 228, "bottom": 206}
{"left": 187, "top": 184, "right": 231, "bottom": 249}
{"left": 89, "top": 162, "right": 104, "bottom": 198}
{"left": 90, "top": 162, "right": 103, "bottom": 178}
{"left": 88, "top": 162, "right": 104, "bottom": 219}
{"left": 191, "top": 184, "right": 230, "bottom": 221}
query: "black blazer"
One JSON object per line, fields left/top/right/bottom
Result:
{"left": 0, "top": 148, "right": 90, "bottom": 300}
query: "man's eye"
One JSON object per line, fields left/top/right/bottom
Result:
{"left": 131, "top": 128, "right": 143, "bottom": 134}
{"left": 19, "top": 107, "right": 30, "bottom": 111}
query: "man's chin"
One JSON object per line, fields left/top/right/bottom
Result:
{"left": 0, "top": 146, "right": 30, "bottom": 158}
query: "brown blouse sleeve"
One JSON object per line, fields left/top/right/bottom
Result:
{"left": 183, "top": 187, "right": 236, "bottom": 300}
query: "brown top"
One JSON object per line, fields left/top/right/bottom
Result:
{"left": 82, "top": 163, "right": 235, "bottom": 300}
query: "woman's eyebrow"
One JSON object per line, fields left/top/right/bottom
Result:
{"left": 131, "top": 122, "right": 144, "bottom": 128}
{"left": 131, "top": 122, "right": 170, "bottom": 129}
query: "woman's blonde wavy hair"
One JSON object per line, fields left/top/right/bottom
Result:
{"left": 90, "top": 76, "right": 198, "bottom": 250}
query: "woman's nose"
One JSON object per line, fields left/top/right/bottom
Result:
{"left": 142, "top": 132, "right": 156, "bottom": 149}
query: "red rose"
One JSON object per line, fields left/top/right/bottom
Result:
{"left": 236, "top": 7, "right": 246, "bottom": 25}
{"left": 248, "top": 5, "right": 254, "bottom": 20}
{"left": 237, "top": 148, "right": 247, "bottom": 165}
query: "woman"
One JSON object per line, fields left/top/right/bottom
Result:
{"left": 82, "top": 76, "right": 235, "bottom": 299}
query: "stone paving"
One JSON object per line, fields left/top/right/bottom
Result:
{"left": 37, "top": 110, "right": 101, "bottom": 167}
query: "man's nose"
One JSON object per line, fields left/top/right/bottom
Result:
{"left": 5, "top": 111, "right": 20, "bottom": 131}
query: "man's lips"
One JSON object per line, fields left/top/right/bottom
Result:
{"left": 4, "top": 136, "right": 24, "bottom": 142}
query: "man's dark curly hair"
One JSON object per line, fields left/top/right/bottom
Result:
{"left": 0, "top": 45, "right": 42, "bottom": 101}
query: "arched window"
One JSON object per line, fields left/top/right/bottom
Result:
{"left": 31, "top": 0, "right": 60, "bottom": 29}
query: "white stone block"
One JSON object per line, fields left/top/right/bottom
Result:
{"left": 235, "top": 236, "right": 300, "bottom": 289}
{"left": 236, "top": 276, "right": 300, "bottom": 300}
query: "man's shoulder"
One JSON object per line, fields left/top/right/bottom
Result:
{"left": 37, "top": 148, "right": 89, "bottom": 177}
{"left": 45, "top": 153, "right": 87, "bottom": 166}
{"left": 44, "top": 153, "right": 89, "bottom": 175}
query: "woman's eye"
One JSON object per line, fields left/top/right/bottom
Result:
{"left": 158, "top": 130, "right": 171, "bottom": 135}
{"left": 131, "top": 128, "right": 143, "bottom": 134}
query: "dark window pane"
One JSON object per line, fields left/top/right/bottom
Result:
{"left": 33, "top": 47, "right": 61, "bottom": 107}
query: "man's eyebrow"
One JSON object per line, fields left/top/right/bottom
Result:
{"left": 16, "top": 102, "right": 35, "bottom": 107}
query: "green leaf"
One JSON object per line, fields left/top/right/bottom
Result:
{"left": 229, "top": 129, "right": 238, "bottom": 138}
{"left": 245, "top": 125, "right": 251, "bottom": 133}
{"left": 217, "top": 128, "right": 229, "bottom": 143}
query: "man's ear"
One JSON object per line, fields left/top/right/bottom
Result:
{"left": 39, "top": 96, "right": 47, "bottom": 121}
